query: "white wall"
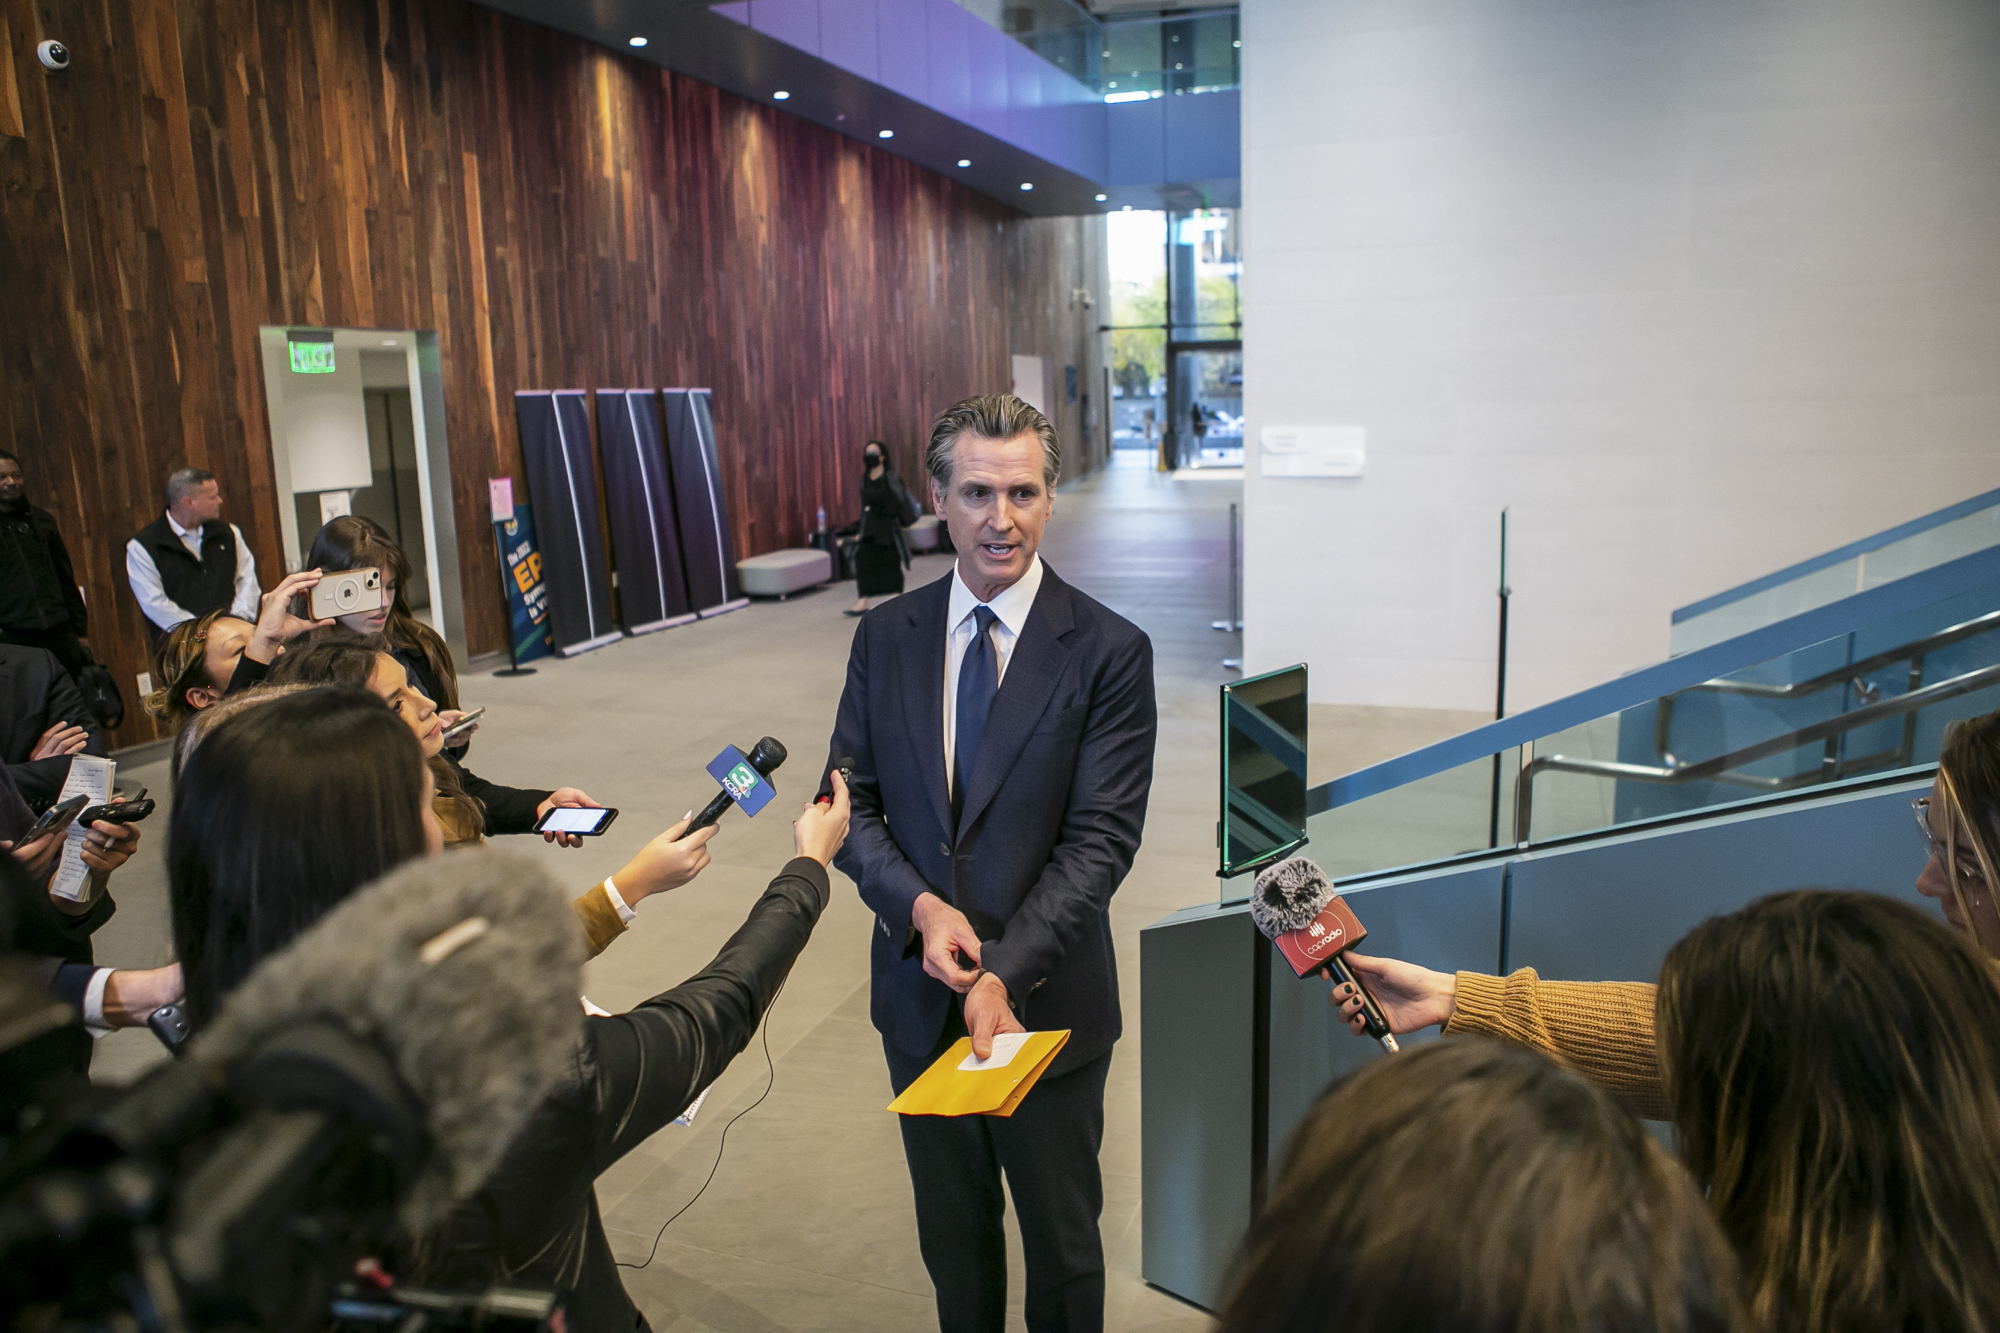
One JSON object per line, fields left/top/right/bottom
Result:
{"left": 1242, "top": 0, "right": 2000, "bottom": 712}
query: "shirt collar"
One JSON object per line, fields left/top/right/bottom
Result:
{"left": 948, "top": 554, "right": 1044, "bottom": 638}
{"left": 166, "top": 511, "right": 196, "bottom": 539}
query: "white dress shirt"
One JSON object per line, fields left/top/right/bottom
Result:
{"left": 125, "top": 511, "right": 262, "bottom": 630}
{"left": 943, "top": 555, "right": 1045, "bottom": 799}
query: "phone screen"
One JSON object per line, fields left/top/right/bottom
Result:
{"left": 537, "top": 807, "right": 615, "bottom": 835}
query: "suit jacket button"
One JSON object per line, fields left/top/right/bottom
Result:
{"left": 939, "top": 842, "right": 951, "bottom": 856}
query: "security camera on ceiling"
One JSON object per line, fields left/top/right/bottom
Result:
{"left": 37, "top": 40, "right": 69, "bottom": 70}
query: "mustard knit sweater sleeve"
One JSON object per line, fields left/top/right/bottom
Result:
{"left": 569, "top": 882, "right": 627, "bottom": 960}
{"left": 1443, "top": 969, "right": 1668, "bottom": 1121}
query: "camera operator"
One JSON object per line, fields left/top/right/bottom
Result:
{"left": 169, "top": 686, "right": 850, "bottom": 1331}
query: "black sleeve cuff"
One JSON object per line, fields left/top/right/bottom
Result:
{"left": 777, "top": 856, "right": 832, "bottom": 913}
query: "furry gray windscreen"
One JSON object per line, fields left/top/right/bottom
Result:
{"left": 1250, "top": 855, "right": 1336, "bottom": 938}
{"left": 195, "top": 848, "right": 586, "bottom": 1231}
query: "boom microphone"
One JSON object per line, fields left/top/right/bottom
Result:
{"left": 1250, "top": 856, "right": 1400, "bottom": 1053}
{"left": 194, "top": 848, "right": 587, "bottom": 1231}
{"left": 0, "top": 850, "right": 584, "bottom": 1327}
{"left": 678, "top": 736, "right": 788, "bottom": 839}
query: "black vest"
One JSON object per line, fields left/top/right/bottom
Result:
{"left": 133, "top": 513, "right": 237, "bottom": 625}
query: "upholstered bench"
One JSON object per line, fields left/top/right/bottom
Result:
{"left": 904, "top": 514, "right": 943, "bottom": 552}
{"left": 737, "top": 548, "right": 832, "bottom": 598}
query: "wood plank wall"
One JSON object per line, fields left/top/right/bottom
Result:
{"left": 0, "top": 0, "right": 1105, "bottom": 746}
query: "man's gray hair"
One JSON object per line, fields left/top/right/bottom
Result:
{"left": 166, "top": 466, "right": 215, "bottom": 505}
{"left": 925, "top": 394, "right": 1060, "bottom": 491}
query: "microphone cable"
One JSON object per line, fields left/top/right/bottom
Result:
{"left": 617, "top": 978, "right": 786, "bottom": 1270}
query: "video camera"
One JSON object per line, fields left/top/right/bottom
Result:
{"left": 0, "top": 967, "right": 562, "bottom": 1333}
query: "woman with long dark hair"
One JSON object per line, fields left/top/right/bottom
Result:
{"left": 846, "top": 440, "right": 917, "bottom": 616}
{"left": 1658, "top": 891, "right": 2000, "bottom": 1330}
{"left": 1218, "top": 1039, "right": 1744, "bottom": 1333}
{"left": 167, "top": 687, "right": 851, "bottom": 1332}
{"left": 306, "top": 515, "right": 461, "bottom": 711}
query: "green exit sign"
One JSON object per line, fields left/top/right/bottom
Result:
{"left": 289, "top": 334, "right": 335, "bottom": 374}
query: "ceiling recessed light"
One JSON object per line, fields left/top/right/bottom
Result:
{"left": 957, "top": 158, "right": 971, "bottom": 168}
{"left": 381, "top": 339, "right": 398, "bottom": 347}
{"left": 878, "top": 129, "right": 894, "bottom": 139}
{"left": 1121, "top": 204, "right": 1133, "bottom": 211}
{"left": 1020, "top": 182, "right": 1033, "bottom": 191}
{"left": 773, "top": 90, "right": 790, "bottom": 100}
{"left": 627, "top": 35, "right": 647, "bottom": 46}
{"left": 1094, "top": 193, "right": 1107, "bottom": 202}
{"left": 1233, "top": 39, "right": 1241, "bottom": 47}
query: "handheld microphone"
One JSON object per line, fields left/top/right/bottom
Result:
{"left": 1249, "top": 856, "right": 1401, "bottom": 1053}
{"left": 677, "top": 736, "right": 787, "bottom": 839}
{"left": 817, "top": 755, "right": 855, "bottom": 805}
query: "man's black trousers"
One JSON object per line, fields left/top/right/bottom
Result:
{"left": 886, "top": 998, "right": 1111, "bottom": 1333}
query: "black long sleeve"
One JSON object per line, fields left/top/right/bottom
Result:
{"left": 449, "top": 758, "right": 552, "bottom": 837}
{"left": 586, "top": 856, "right": 829, "bottom": 1171}
{"left": 417, "top": 856, "right": 832, "bottom": 1333}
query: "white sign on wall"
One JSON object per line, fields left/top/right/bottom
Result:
{"left": 1259, "top": 425, "right": 1366, "bottom": 478}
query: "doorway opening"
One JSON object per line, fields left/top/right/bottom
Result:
{"left": 257, "top": 328, "right": 466, "bottom": 663}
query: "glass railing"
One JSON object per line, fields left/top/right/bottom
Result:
{"left": 1246, "top": 543, "right": 2000, "bottom": 894}
{"left": 950, "top": 0, "right": 1240, "bottom": 98}
{"left": 1671, "top": 488, "right": 2000, "bottom": 655}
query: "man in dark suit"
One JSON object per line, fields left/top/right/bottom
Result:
{"left": 0, "top": 644, "right": 108, "bottom": 811}
{"left": 828, "top": 394, "right": 1157, "bottom": 1333}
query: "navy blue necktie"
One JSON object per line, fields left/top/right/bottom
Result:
{"left": 953, "top": 605, "right": 1000, "bottom": 823}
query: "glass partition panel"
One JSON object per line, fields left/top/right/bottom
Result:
{"left": 1298, "top": 751, "right": 1520, "bottom": 887}
{"left": 1673, "top": 496, "right": 2000, "bottom": 655}
{"left": 1287, "top": 570, "right": 2000, "bottom": 891}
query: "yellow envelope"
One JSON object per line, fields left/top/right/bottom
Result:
{"left": 888, "top": 1029, "right": 1071, "bottom": 1118}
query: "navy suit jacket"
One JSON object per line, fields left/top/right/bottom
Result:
{"left": 828, "top": 564, "right": 1156, "bottom": 1077}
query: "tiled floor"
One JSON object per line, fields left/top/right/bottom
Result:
{"left": 87, "top": 448, "right": 1478, "bottom": 1331}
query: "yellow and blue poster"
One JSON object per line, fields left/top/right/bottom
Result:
{"left": 496, "top": 502, "right": 555, "bottom": 665}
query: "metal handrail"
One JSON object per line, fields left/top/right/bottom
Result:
{"left": 1516, "top": 661, "right": 2000, "bottom": 839}
{"left": 1653, "top": 606, "right": 2000, "bottom": 767}
{"left": 1308, "top": 543, "right": 2000, "bottom": 818}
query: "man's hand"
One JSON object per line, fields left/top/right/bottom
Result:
{"left": 535, "top": 789, "right": 601, "bottom": 848}
{"left": 81, "top": 819, "right": 140, "bottom": 899}
{"left": 102, "top": 963, "right": 184, "bottom": 1027}
{"left": 792, "top": 771, "right": 851, "bottom": 865}
{"left": 1329, "top": 952, "right": 1457, "bottom": 1036}
{"left": 612, "top": 816, "right": 717, "bottom": 904}
{"left": 2, "top": 831, "right": 61, "bottom": 881}
{"left": 912, "top": 892, "right": 983, "bottom": 993}
{"left": 964, "top": 971, "right": 1025, "bottom": 1060}
{"left": 30, "top": 722, "right": 89, "bottom": 761}
{"left": 246, "top": 569, "right": 334, "bottom": 664}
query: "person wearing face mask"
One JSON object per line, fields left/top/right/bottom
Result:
{"left": 1324, "top": 707, "right": 2000, "bottom": 1119}
{"left": 0, "top": 451, "right": 91, "bottom": 687}
{"left": 847, "top": 440, "right": 920, "bottom": 617}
